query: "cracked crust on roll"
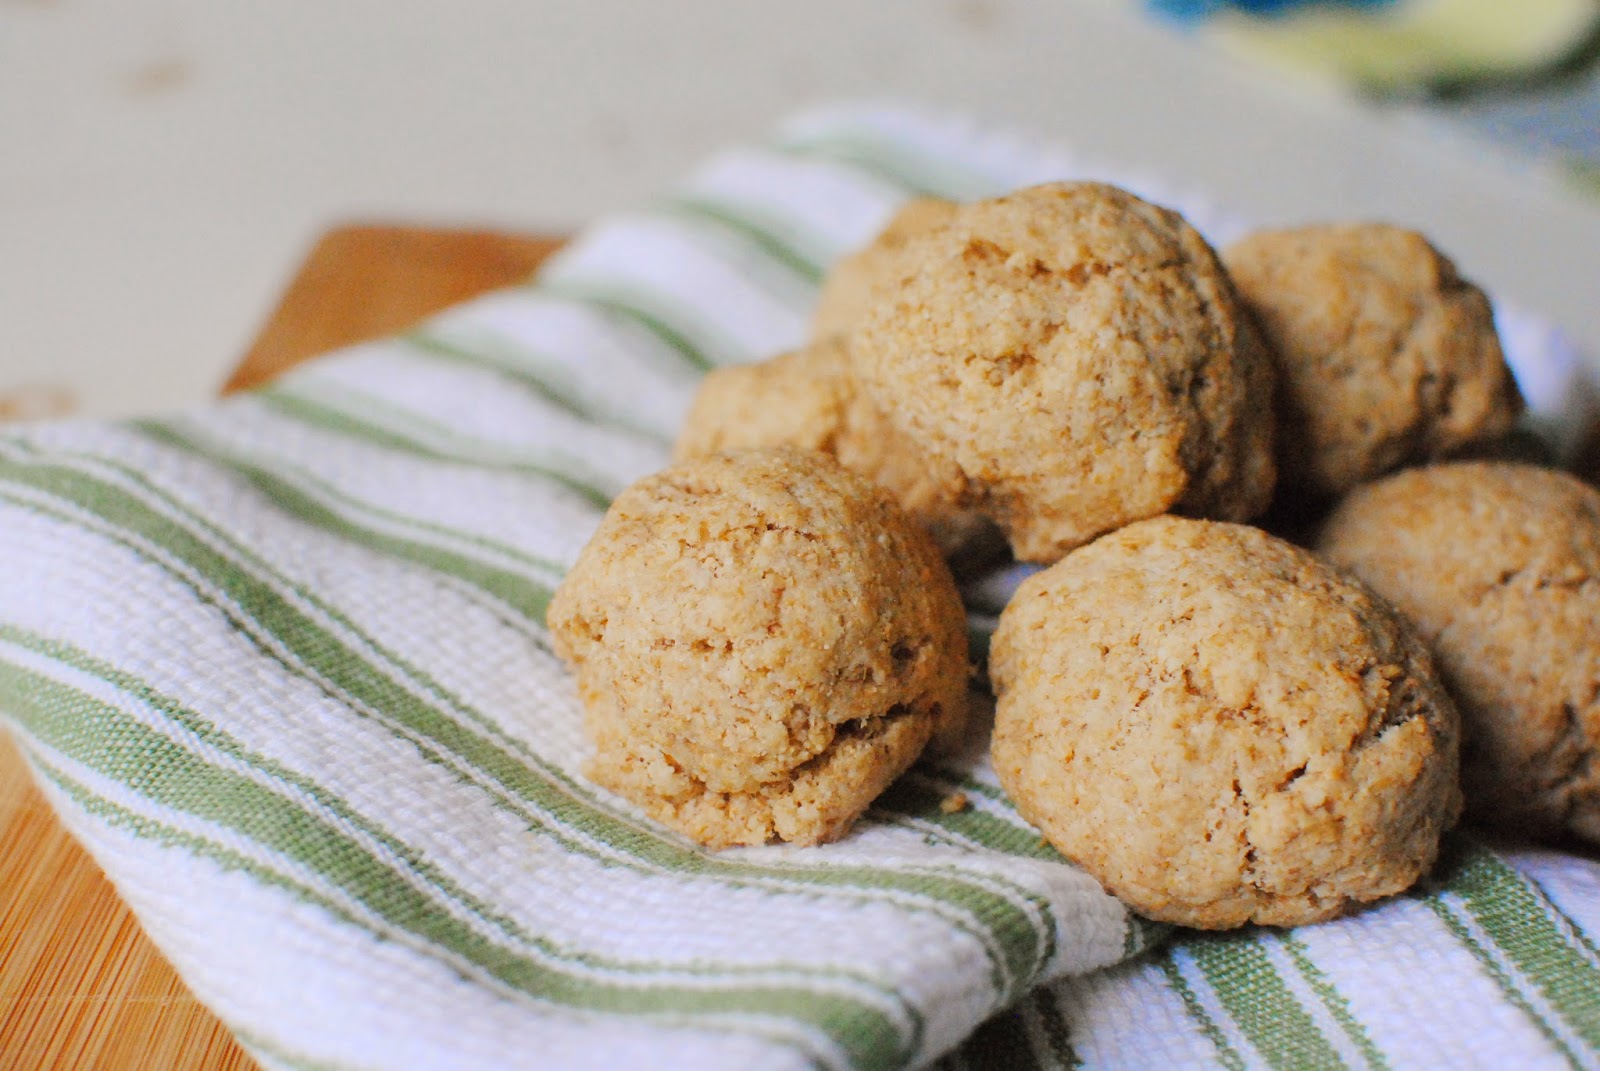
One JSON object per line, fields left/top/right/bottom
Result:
{"left": 853, "top": 181, "right": 1276, "bottom": 563}
{"left": 674, "top": 338, "right": 1003, "bottom": 565}
{"left": 1225, "top": 223, "right": 1522, "bottom": 497}
{"left": 1318, "top": 462, "right": 1600, "bottom": 844}
{"left": 547, "top": 447, "right": 971, "bottom": 848}
{"left": 991, "top": 516, "right": 1461, "bottom": 929}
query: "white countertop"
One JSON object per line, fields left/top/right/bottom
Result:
{"left": 5, "top": 0, "right": 1598, "bottom": 419}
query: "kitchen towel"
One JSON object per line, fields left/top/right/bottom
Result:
{"left": 3, "top": 103, "right": 1599, "bottom": 1070}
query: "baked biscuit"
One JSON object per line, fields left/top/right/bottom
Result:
{"left": 674, "top": 338, "right": 1002, "bottom": 564}
{"left": 1225, "top": 223, "right": 1522, "bottom": 497}
{"left": 991, "top": 516, "right": 1461, "bottom": 928}
{"left": 854, "top": 181, "right": 1276, "bottom": 563}
{"left": 1318, "top": 462, "right": 1600, "bottom": 843}
{"left": 812, "top": 197, "right": 958, "bottom": 341}
{"left": 547, "top": 448, "right": 970, "bottom": 848}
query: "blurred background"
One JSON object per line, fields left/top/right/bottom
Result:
{"left": 4, "top": 0, "right": 1599, "bottom": 419}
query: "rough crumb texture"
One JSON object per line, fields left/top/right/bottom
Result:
{"left": 674, "top": 338, "right": 1003, "bottom": 563}
{"left": 811, "top": 197, "right": 959, "bottom": 342}
{"left": 854, "top": 181, "right": 1277, "bottom": 563}
{"left": 991, "top": 517, "right": 1461, "bottom": 929}
{"left": 1319, "top": 462, "right": 1600, "bottom": 844}
{"left": 547, "top": 448, "right": 971, "bottom": 848}
{"left": 1225, "top": 223, "right": 1522, "bottom": 497}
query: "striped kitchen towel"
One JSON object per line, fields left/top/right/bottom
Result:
{"left": 3, "top": 104, "right": 1600, "bottom": 1071}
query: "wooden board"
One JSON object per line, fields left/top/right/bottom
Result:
{"left": 0, "top": 224, "right": 562, "bottom": 1070}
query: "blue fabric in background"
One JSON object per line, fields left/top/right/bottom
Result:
{"left": 1144, "top": 0, "right": 1600, "bottom": 186}
{"left": 1148, "top": 0, "right": 1395, "bottom": 23}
